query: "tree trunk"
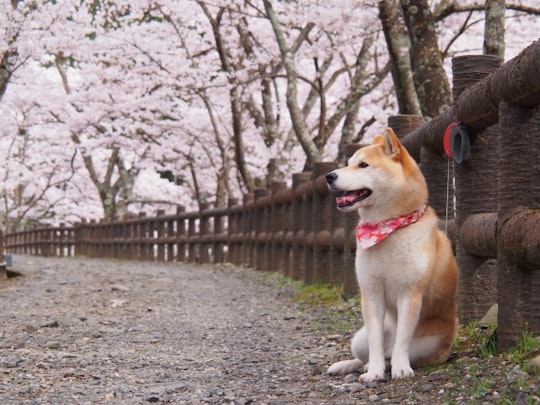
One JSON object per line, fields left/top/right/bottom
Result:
{"left": 263, "top": 0, "right": 322, "bottom": 168}
{"left": 198, "top": 2, "right": 255, "bottom": 192}
{"left": 400, "top": 0, "right": 452, "bottom": 119}
{"left": 379, "top": 0, "right": 422, "bottom": 115}
{"left": 484, "top": 0, "right": 505, "bottom": 60}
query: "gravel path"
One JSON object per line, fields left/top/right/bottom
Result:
{"left": 0, "top": 255, "right": 539, "bottom": 404}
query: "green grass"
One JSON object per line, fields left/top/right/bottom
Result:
{"left": 263, "top": 271, "right": 345, "bottom": 306}
{"left": 262, "top": 272, "right": 359, "bottom": 335}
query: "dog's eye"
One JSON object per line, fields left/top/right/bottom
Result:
{"left": 358, "top": 162, "right": 369, "bottom": 168}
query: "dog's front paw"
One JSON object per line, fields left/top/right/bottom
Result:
{"left": 359, "top": 370, "right": 386, "bottom": 383}
{"left": 327, "top": 359, "right": 364, "bottom": 376}
{"left": 391, "top": 365, "right": 415, "bottom": 380}
{"left": 359, "top": 364, "right": 386, "bottom": 383}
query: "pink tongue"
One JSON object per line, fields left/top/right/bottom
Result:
{"left": 336, "top": 190, "right": 358, "bottom": 205}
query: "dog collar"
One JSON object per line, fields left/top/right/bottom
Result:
{"left": 356, "top": 205, "right": 427, "bottom": 250}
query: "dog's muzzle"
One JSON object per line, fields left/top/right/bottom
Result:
{"left": 326, "top": 171, "right": 338, "bottom": 189}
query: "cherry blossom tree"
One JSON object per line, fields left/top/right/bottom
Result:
{"left": 0, "top": 0, "right": 539, "bottom": 230}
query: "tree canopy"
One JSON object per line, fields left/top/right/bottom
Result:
{"left": 0, "top": 0, "right": 538, "bottom": 231}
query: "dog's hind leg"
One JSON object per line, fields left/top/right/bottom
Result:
{"left": 327, "top": 326, "right": 369, "bottom": 375}
{"left": 409, "top": 317, "right": 458, "bottom": 368}
{"left": 327, "top": 358, "right": 364, "bottom": 375}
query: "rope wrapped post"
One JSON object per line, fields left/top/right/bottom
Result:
{"left": 166, "top": 214, "right": 175, "bottom": 262}
{"left": 453, "top": 55, "right": 502, "bottom": 324}
{"left": 187, "top": 212, "right": 197, "bottom": 262}
{"left": 388, "top": 115, "right": 424, "bottom": 147}
{"left": 241, "top": 193, "right": 254, "bottom": 267}
{"left": 312, "top": 162, "right": 335, "bottom": 283}
{"left": 156, "top": 210, "right": 166, "bottom": 261}
{"left": 301, "top": 175, "right": 315, "bottom": 283}
{"left": 419, "top": 136, "right": 451, "bottom": 219}
{"left": 291, "top": 172, "right": 311, "bottom": 280}
{"left": 86, "top": 220, "right": 94, "bottom": 258}
{"left": 497, "top": 102, "right": 540, "bottom": 350}
{"left": 199, "top": 203, "right": 211, "bottom": 263}
{"left": 142, "top": 214, "right": 153, "bottom": 261}
{"left": 0, "top": 229, "right": 5, "bottom": 279}
{"left": 227, "top": 199, "right": 239, "bottom": 264}
{"left": 253, "top": 189, "right": 270, "bottom": 271}
{"left": 213, "top": 209, "right": 225, "bottom": 264}
{"left": 97, "top": 219, "right": 106, "bottom": 258}
{"left": 176, "top": 205, "right": 186, "bottom": 262}
{"left": 282, "top": 188, "right": 294, "bottom": 277}
{"left": 269, "top": 182, "right": 287, "bottom": 273}
{"left": 135, "top": 213, "right": 143, "bottom": 261}
{"left": 74, "top": 220, "right": 83, "bottom": 257}
{"left": 119, "top": 215, "right": 128, "bottom": 260}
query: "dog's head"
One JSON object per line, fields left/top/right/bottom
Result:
{"left": 326, "top": 128, "right": 427, "bottom": 216}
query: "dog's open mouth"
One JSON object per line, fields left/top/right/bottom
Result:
{"left": 336, "top": 189, "right": 372, "bottom": 208}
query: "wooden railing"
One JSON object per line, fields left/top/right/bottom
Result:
{"left": 4, "top": 40, "right": 540, "bottom": 350}
{"left": 4, "top": 168, "right": 360, "bottom": 294}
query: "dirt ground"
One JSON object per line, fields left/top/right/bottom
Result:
{"left": 0, "top": 255, "right": 538, "bottom": 404}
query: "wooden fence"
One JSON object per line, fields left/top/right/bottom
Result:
{"left": 4, "top": 40, "right": 540, "bottom": 350}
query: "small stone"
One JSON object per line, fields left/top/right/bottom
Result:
{"left": 347, "top": 383, "right": 366, "bottom": 392}
{"left": 343, "top": 374, "right": 357, "bottom": 383}
{"left": 327, "top": 334, "right": 342, "bottom": 341}
{"left": 331, "top": 386, "right": 347, "bottom": 395}
{"left": 110, "top": 299, "right": 128, "bottom": 308}
{"left": 7, "top": 357, "right": 24, "bottom": 368}
{"left": 478, "top": 304, "right": 498, "bottom": 328}
{"left": 57, "top": 351, "right": 79, "bottom": 359}
{"left": 23, "top": 325, "right": 38, "bottom": 333}
{"left": 45, "top": 341, "right": 61, "bottom": 350}
{"left": 420, "top": 383, "right": 434, "bottom": 392}
{"left": 284, "top": 314, "right": 296, "bottom": 320}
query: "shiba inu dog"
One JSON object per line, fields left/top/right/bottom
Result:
{"left": 325, "top": 128, "right": 458, "bottom": 382}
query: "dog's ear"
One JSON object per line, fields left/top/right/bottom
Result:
{"left": 382, "top": 128, "right": 401, "bottom": 158}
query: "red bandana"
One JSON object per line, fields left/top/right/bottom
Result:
{"left": 356, "top": 205, "right": 427, "bottom": 250}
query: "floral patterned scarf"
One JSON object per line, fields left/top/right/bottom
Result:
{"left": 356, "top": 205, "right": 427, "bottom": 250}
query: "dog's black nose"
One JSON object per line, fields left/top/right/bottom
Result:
{"left": 326, "top": 172, "right": 337, "bottom": 184}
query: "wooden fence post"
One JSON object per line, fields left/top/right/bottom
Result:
{"left": 212, "top": 210, "right": 225, "bottom": 264}
{"left": 254, "top": 189, "right": 270, "bottom": 271}
{"left": 176, "top": 206, "right": 186, "bottom": 262}
{"left": 497, "top": 102, "right": 540, "bottom": 349}
{"left": 269, "top": 182, "right": 287, "bottom": 273}
{"left": 312, "top": 162, "right": 335, "bottom": 283}
{"left": 156, "top": 210, "right": 166, "bottom": 261}
{"left": 0, "top": 229, "right": 5, "bottom": 279}
{"left": 282, "top": 188, "right": 294, "bottom": 277}
{"left": 453, "top": 55, "right": 502, "bottom": 324}
{"left": 198, "top": 204, "right": 210, "bottom": 263}
{"left": 419, "top": 140, "right": 451, "bottom": 219}
{"left": 227, "top": 199, "right": 239, "bottom": 264}
{"left": 242, "top": 193, "right": 254, "bottom": 267}
{"left": 388, "top": 115, "right": 424, "bottom": 144}
{"left": 166, "top": 214, "right": 175, "bottom": 262}
{"left": 291, "top": 172, "right": 311, "bottom": 281}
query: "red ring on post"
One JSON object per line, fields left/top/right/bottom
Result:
{"left": 444, "top": 122, "right": 470, "bottom": 164}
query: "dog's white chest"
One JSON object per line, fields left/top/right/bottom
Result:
{"left": 354, "top": 225, "right": 431, "bottom": 294}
